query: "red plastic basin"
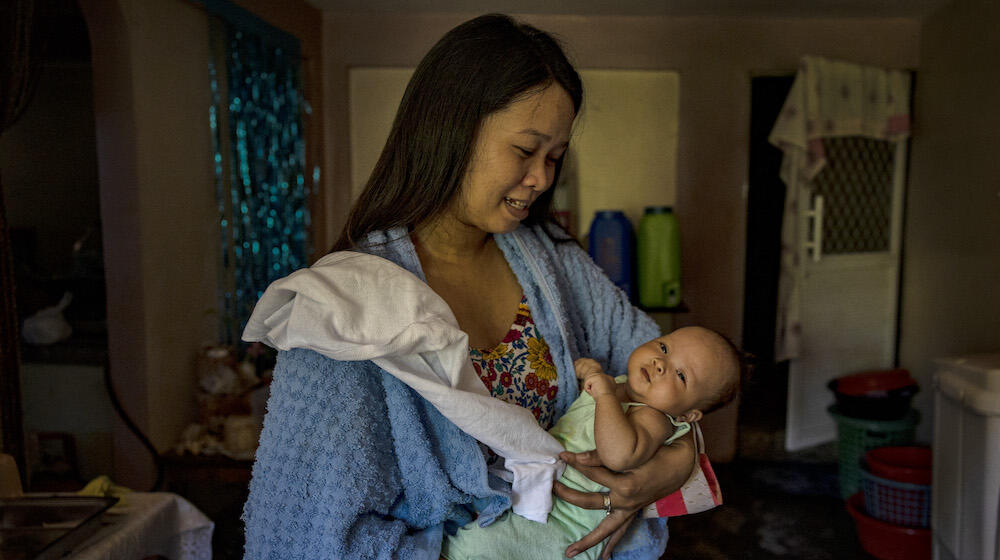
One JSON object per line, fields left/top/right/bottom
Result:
{"left": 846, "top": 493, "right": 930, "bottom": 560}
{"left": 835, "top": 369, "right": 915, "bottom": 396}
{"left": 828, "top": 369, "right": 919, "bottom": 420}
{"left": 865, "top": 446, "right": 932, "bottom": 485}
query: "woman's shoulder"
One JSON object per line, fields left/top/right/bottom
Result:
{"left": 509, "top": 223, "right": 590, "bottom": 265}
{"left": 352, "top": 226, "right": 425, "bottom": 277}
{"left": 356, "top": 226, "right": 410, "bottom": 250}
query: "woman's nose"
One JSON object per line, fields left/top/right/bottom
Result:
{"left": 522, "top": 157, "right": 552, "bottom": 192}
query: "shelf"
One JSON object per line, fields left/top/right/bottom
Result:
{"left": 639, "top": 302, "right": 689, "bottom": 314}
{"left": 20, "top": 332, "right": 108, "bottom": 366}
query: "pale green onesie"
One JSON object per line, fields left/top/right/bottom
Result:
{"left": 442, "top": 376, "right": 690, "bottom": 560}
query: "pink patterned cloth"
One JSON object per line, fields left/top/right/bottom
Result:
{"left": 769, "top": 55, "right": 912, "bottom": 181}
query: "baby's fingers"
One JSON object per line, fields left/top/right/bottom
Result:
{"left": 573, "top": 358, "right": 602, "bottom": 379}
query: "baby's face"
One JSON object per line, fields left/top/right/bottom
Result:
{"left": 624, "top": 327, "right": 728, "bottom": 417}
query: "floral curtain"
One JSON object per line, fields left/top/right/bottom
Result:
{"left": 207, "top": 7, "right": 310, "bottom": 345}
{"left": 768, "top": 56, "right": 912, "bottom": 361}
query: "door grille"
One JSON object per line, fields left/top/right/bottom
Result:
{"left": 810, "top": 137, "right": 896, "bottom": 255}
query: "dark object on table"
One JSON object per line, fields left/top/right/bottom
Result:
{"left": 0, "top": 496, "right": 117, "bottom": 560}
{"left": 28, "top": 433, "right": 83, "bottom": 492}
{"left": 828, "top": 368, "right": 919, "bottom": 420}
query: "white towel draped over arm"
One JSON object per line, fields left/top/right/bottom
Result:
{"left": 242, "top": 251, "right": 565, "bottom": 522}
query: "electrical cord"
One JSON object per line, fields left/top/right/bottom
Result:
{"left": 102, "top": 357, "right": 163, "bottom": 491}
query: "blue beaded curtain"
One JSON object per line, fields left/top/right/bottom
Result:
{"left": 207, "top": 6, "right": 310, "bottom": 344}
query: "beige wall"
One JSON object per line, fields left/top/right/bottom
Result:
{"left": 322, "top": 12, "right": 920, "bottom": 459}
{"left": 126, "top": 0, "right": 217, "bottom": 459}
{"left": 79, "top": 0, "right": 322, "bottom": 488}
{"left": 901, "top": 0, "right": 1000, "bottom": 442}
{"left": 323, "top": 12, "right": 920, "bottom": 340}
{"left": 347, "top": 67, "right": 681, "bottom": 237}
{"left": 81, "top": 0, "right": 217, "bottom": 489}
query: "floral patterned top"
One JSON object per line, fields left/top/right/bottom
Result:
{"left": 469, "top": 295, "right": 559, "bottom": 430}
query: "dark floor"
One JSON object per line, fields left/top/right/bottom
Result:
{"left": 660, "top": 360, "right": 875, "bottom": 560}
{"left": 661, "top": 447, "right": 874, "bottom": 559}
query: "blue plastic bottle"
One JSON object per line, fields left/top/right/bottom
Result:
{"left": 588, "top": 211, "right": 634, "bottom": 300}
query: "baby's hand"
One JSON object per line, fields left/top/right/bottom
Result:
{"left": 583, "top": 372, "right": 617, "bottom": 397}
{"left": 574, "top": 358, "right": 604, "bottom": 380}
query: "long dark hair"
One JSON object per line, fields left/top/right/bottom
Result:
{"left": 331, "top": 14, "right": 583, "bottom": 251}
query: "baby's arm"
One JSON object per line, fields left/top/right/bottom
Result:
{"left": 573, "top": 359, "right": 673, "bottom": 472}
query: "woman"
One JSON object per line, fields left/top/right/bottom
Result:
{"left": 242, "top": 14, "right": 695, "bottom": 559}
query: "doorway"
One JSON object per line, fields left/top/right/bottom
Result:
{"left": 739, "top": 75, "right": 794, "bottom": 455}
{"left": 1, "top": 0, "right": 113, "bottom": 490}
{"left": 742, "top": 74, "right": 910, "bottom": 453}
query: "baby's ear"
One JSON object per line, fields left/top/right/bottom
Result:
{"left": 677, "top": 409, "right": 703, "bottom": 424}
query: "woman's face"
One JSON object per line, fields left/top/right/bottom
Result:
{"left": 449, "top": 84, "right": 576, "bottom": 235}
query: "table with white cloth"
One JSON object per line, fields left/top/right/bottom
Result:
{"left": 68, "top": 492, "right": 213, "bottom": 560}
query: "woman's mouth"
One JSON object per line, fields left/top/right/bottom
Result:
{"left": 504, "top": 197, "right": 530, "bottom": 218}
{"left": 504, "top": 197, "right": 528, "bottom": 210}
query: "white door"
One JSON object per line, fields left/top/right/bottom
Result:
{"left": 785, "top": 137, "right": 908, "bottom": 451}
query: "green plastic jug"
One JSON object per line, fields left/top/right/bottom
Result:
{"left": 637, "top": 206, "right": 681, "bottom": 308}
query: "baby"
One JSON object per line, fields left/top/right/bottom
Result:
{"left": 443, "top": 326, "right": 743, "bottom": 560}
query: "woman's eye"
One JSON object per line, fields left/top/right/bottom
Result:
{"left": 677, "top": 370, "right": 686, "bottom": 384}
{"left": 516, "top": 146, "right": 534, "bottom": 157}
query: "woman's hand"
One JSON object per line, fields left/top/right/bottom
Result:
{"left": 553, "top": 433, "right": 696, "bottom": 559}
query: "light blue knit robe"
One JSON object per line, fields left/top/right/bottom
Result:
{"left": 241, "top": 224, "right": 666, "bottom": 559}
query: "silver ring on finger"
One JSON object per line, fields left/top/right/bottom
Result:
{"left": 603, "top": 492, "right": 612, "bottom": 516}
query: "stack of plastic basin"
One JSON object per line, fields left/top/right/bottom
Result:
{"left": 845, "top": 446, "right": 932, "bottom": 560}
{"left": 827, "top": 369, "right": 921, "bottom": 499}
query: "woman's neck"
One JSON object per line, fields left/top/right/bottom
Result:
{"left": 412, "top": 216, "right": 494, "bottom": 264}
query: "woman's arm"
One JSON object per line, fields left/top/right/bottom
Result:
{"left": 555, "top": 432, "right": 697, "bottom": 559}
{"left": 244, "top": 349, "right": 456, "bottom": 559}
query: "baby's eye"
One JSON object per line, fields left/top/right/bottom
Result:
{"left": 676, "top": 370, "right": 686, "bottom": 384}
{"left": 658, "top": 342, "right": 668, "bottom": 353}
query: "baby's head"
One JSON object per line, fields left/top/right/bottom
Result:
{"left": 623, "top": 326, "right": 743, "bottom": 423}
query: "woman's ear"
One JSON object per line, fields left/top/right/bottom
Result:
{"left": 677, "top": 409, "right": 703, "bottom": 424}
